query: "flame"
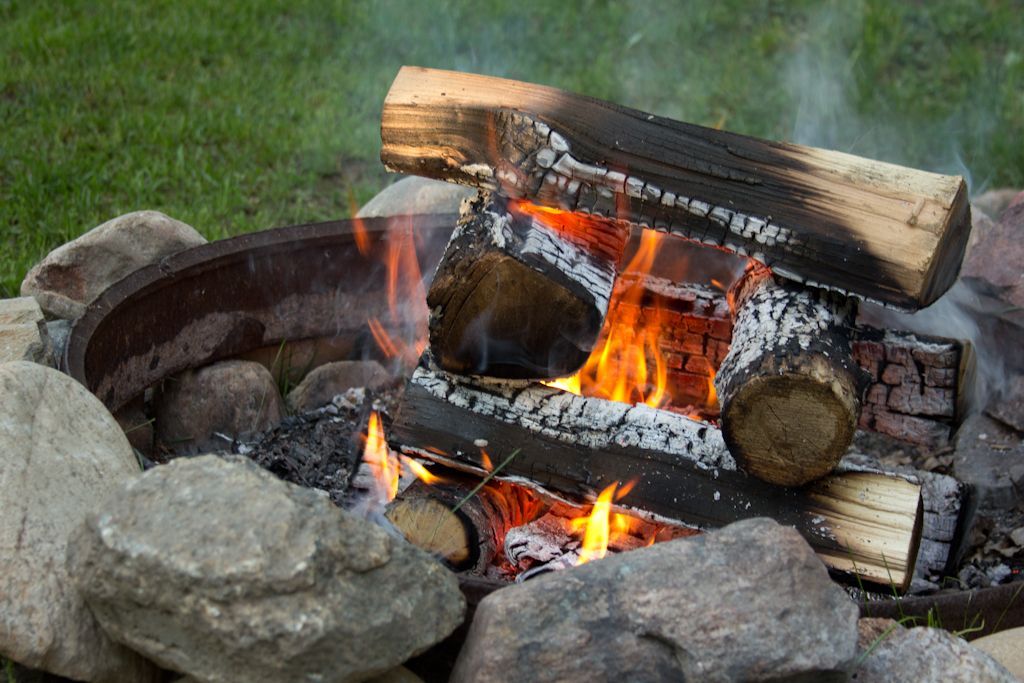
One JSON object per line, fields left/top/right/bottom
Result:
{"left": 574, "top": 483, "right": 618, "bottom": 565}
{"left": 479, "top": 449, "right": 494, "bottom": 472}
{"left": 544, "top": 230, "right": 669, "bottom": 408}
{"left": 348, "top": 191, "right": 371, "bottom": 257}
{"left": 363, "top": 412, "right": 399, "bottom": 503}
{"left": 707, "top": 366, "right": 718, "bottom": 407}
{"left": 364, "top": 217, "right": 428, "bottom": 366}
{"left": 401, "top": 455, "right": 445, "bottom": 485}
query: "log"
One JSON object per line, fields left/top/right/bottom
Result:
{"left": 600, "top": 272, "right": 967, "bottom": 447}
{"left": 389, "top": 363, "right": 925, "bottom": 590}
{"left": 386, "top": 477, "right": 542, "bottom": 572}
{"left": 714, "top": 266, "right": 870, "bottom": 486}
{"left": 427, "top": 191, "right": 629, "bottom": 378}
{"left": 381, "top": 66, "right": 972, "bottom": 310}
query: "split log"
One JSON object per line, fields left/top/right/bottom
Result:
{"left": 602, "top": 272, "right": 967, "bottom": 447}
{"left": 714, "top": 266, "right": 870, "bottom": 486}
{"left": 381, "top": 66, "right": 972, "bottom": 310}
{"left": 386, "top": 477, "right": 542, "bottom": 572}
{"left": 427, "top": 191, "right": 629, "bottom": 378}
{"left": 389, "top": 364, "right": 926, "bottom": 590}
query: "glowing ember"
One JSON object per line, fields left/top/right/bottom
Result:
{"left": 363, "top": 412, "right": 400, "bottom": 503}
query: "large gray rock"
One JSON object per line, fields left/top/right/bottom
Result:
{"left": 21, "top": 210, "right": 207, "bottom": 320}
{"left": 973, "top": 188, "right": 1024, "bottom": 222}
{"left": 952, "top": 413, "right": 1024, "bottom": 510}
{"left": 154, "top": 360, "right": 284, "bottom": 453}
{"left": 853, "top": 619, "right": 1015, "bottom": 682}
{"left": 357, "top": 176, "right": 474, "bottom": 218}
{"left": 0, "top": 362, "right": 158, "bottom": 682}
{"left": 285, "top": 360, "right": 391, "bottom": 413}
{"left": 0, "top": 297, "right": 52, "bottom": 365}
{"left": 67, "top": 455, "right": 465, "bottom": 683}
{"left": 452, "top": 518, "right": 858, "bottom": 683}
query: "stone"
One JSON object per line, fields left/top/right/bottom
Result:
{"left": 113, "top": 395, "right": 154, "bottom": 456}
{"left": 451, "top": 518, "right": 858, "bottom": 683}
{"left": 972, "top": 626, "right": 1024, "bottom": 681}
{"left": 952, "top": 413, "right": 1024, "bottom": 510}
{"left": 366, "top": 666, "right": 425, "bottom": 683}
{"left": 153, "top": 359, "right": 284, "bottom": 454}
{"left": 989, "top": 374, "right": 1024, "bottom": 434}
{"left": 21, "top": 210, "right": 207, "bottom": 320}
{"left": 44, "top": 320, "right": 71, "bottom": 367}
{"left": 853, "top": 621, "right": 1015, "bottom": 682}
{"left": 963, "top": 200, "right": 1024, "bottom": 309}
{"left": 0, "top": 361, "right": 159, "bottom": 682}
{"left": 0, "top": 297, "right": 52, "bottom": 365}
{"left": 973, "top": 188, "right": 1024, "bottom": 222}
{"left": 67, "top": 455, "right": 465, "bottom": 683}
{"left": 357, "top": 176, "right": 475, "bottom": 218}
{"left": 285, "top": 360, "right": 391, "bottom": 412}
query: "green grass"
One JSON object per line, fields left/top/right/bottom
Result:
{"left": 2, "top": 0, "right": 1022, "bottom": 297}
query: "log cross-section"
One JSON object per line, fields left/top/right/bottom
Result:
{"left": 382, "top": 66, "right": 972, "bottom": 309}
{"left": 427, "top": 191, "right": 629, "bottom": 378}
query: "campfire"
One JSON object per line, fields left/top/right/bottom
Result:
{"left": 307, "top": 67, "right": 979, "bottom": 593}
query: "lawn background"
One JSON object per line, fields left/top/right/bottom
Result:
{"left": 2, "top": 0, "right": 1023, "bottom": 298}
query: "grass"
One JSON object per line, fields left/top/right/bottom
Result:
{"left": 2, "top": 1, "right": 1022, "bottom": 297}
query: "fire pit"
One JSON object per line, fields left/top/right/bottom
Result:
{"left": 27, "top": 66, "right": 1017, "bottom": 682}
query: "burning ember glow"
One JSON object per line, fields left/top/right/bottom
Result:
{"left": 362, "top": 412, "right": 400, "bottom": 503}
{"left": 544, "top": 230, "right": 670, "bottom": 408}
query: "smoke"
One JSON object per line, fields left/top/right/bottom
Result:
{"left": 780, "top": 4, "right": 1008, "bottom": 415}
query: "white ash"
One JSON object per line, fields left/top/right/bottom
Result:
{"left": 412, "top": 366, "right": 735, "bottom": 471}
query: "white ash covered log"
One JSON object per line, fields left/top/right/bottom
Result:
{"left": 427, "top": 191, "right": 629, "bottom": 378}
{"left": 714, "top": 266, "right": 870, "bottom": 486}
{"left": 381, "top": 67, "right": 972, "bottom": 309}
{"left": 389, "top": 363, "right": 925, "bottom": 590}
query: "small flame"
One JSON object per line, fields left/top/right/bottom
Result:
{"left": 401, "top": 455, "right": 445, "bottom": 485}
{"left": 479, "top": 449, "right": 494, "bottom": 472}
{"left": 575, "top": 483, "right": 618, "bottom": 565}
{"left": 707, "top": 366, "right": 718, "bottom": 407}
{"left": 349, "top": 191, "right": 372, "bottom": 257}
{"left": 363, "top": 412, "right": 399, "bottom": 503}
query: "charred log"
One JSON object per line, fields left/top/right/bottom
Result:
{"left": 714, "top": 266, "right": 870, "bottom": 486}
{"left": 381, "top": 67, "right": 971, "bottom": 310}
{"left": 389, "top": 363, "right": 925, "bottom": 590}
{"left": 426, "top": 192, "right": 629, "bottom": 379}
{"left": 386, "top": 477, "right": 542, "bottom": 573}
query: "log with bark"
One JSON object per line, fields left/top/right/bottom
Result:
{"left": 381, "top": 66, "right": 972, "bottom": 310}
{"left": 385, "top": 476, "right": 543, "bottom": 573}
{"left": 426, "top": 191, "right": 630, "bottom": 378}
{"left": 713, "top": 266, "right": 871, "bottom": 486}
{"left": 389, "top": 363, "right": 928, "bottom": 590}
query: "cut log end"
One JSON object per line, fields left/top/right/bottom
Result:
{"left": 385, "top": 495, "right": 475, "bottom": 568}
{"left": 428, "top": 252, "right": 598, "bottom": 378}
{"left": 722, "top": 372, "right": 860, "bottom": 486}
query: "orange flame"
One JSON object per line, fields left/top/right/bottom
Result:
{"left": 544, "top": 230, "right": 669, "bottom": 408}
{"left": 363, "top": 412, "right": 399, "bottom": 503}
{"left": 574, "top": 483, "right": 619, "bottom": 565}
{"left": 401, "top": 455, "right": 445, "bottom": 485}
{"left": 479, "top": 449, "right": 494, "bottom": 472}
{"left": 364, "top": 217, "right": 428, "bottom": 366}
{"left": 349, "top": 190, "right": 372, "bottom": 257}
{"left": 707, "top": 366, "right": 718, "bottom": 407}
